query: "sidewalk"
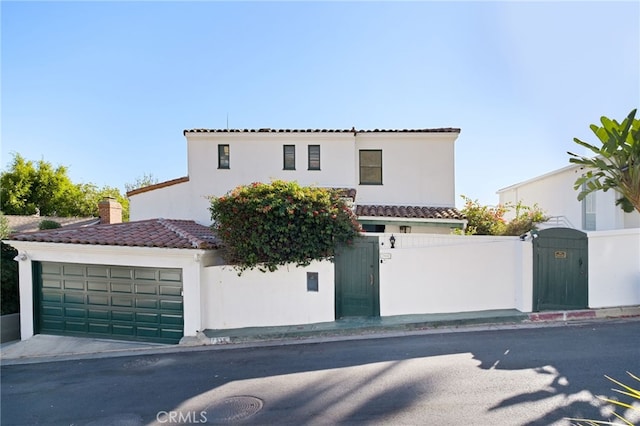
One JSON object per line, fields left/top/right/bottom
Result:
{"left": 2, "top": 306, "right": 639, "bottom": 366}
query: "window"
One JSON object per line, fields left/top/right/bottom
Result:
{"left": 218, "top": 144, "right": 230, "bottom": 169}
{"left": 283, "top": 145, "right": 295, "bottom": 170}
{"left": 362, "top": 224, "right": 385, "bottom": 233}
{"left": 582, "top": 184, "right": 596, "bottom": 230}
{"left": 308, "top": 145, "right": 320, "bottom": 170}
{"left": 359, "top": 150, "right": 382, "bottom": 185}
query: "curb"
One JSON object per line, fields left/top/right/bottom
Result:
{"left": 527, "top": 306, "right": 640, "bottom": 323}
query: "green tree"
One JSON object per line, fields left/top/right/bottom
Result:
{"left": 210, "top": 180, "right": 362, "bottom": 273}
{"left": 125, "top": 173, "right": 158, "bottom": 193}
{"left": 568, "top": 109, "right": 640, "bottom": 214}
{"left": 0, "top": 212, "right": 19, "bottom": 315}
{"left": 0, "top": 153, "right": 129, "bottom": 220}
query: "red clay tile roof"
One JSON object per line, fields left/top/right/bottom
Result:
{"left": 9, "top": 218, "right": 221, "bottom": 250}
{"left": 5, "top": 215, "right": 99, "bottom": 234}
{"left": 183, "top": 127, "right": 460, "bottom": 135}
{"left": 126, "top": 176, "right": 189, "bottom": 197}
{"left": 355, "top": 205, "right": 465, "bottom": 220}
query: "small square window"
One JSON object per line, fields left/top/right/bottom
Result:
{"left": 218, "top": 144, "right": 230, "bottom": 169}
{"left": 284, "top": 145, "right": 295, "bottom": 170}
{"left": 307, "top": 272, "right": 319, "bottom": 292}
{"left": 308, "top": 145, "right": 320, "bottom": 170}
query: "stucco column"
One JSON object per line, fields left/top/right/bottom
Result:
{"left": 14, "top": 252, "right": 34, "bottom": 340}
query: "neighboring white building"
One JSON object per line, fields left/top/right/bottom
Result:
{"left": 128, "top": 128, "right": 466, "bottom": 234}
{"left": 497, "top": 163, "right": 640, "bottom": 231}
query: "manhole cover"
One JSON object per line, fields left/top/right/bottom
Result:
{"left": 205, "top": 396, "right": 264, "bottom": 423}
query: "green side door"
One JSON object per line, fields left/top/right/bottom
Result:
{"left": 335, "top": 236, "right": 380, "bottom": 318}
{"left": 533, "top": 228, "right": 588, "bottom": 311}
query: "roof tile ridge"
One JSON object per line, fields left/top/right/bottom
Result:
{"left": 158, "top": 218, "right": 205, "bottom": 249}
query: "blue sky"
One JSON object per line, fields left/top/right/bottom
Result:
{"left": 2, "top": 1, "right": 638, "bottom": 207}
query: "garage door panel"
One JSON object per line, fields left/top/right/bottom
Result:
{"left": 134, "top": 269, "right": 156, "bottom": 281}
{"left": 110, "top": 268, "right": 133, "bottom": 279}
{"left": 64, "top": 307, "right": 86, "bottom": 318}
{"left": 42, "top": 264, "right": 62, "bottom": 275}
{"left": 42, "top": 293, "right": 62, "bottom": 303}
{"left": 37, "top": 262, "right": 184, "bottom": 344}
{"left": 138, "top": 327, "right": 160, "bottom": 338}
{"left": 64, "top": 280, "right": 85, "bottom": 290}
{"left": 136, "top": 312, "right": 159, "bottom": 324}
{"left": 43, "top": 279, "right": 62, "bottom": 289}
{"left": 111, "top": 296, "right": 133, "bottom": 307}
{"left": 112, "top": 325, "right": 135, "bottom": 336}
{"left": 43, "top": 306, "right": 63, "bottom": 316}
{"left": 64, "top": 294, "right": 85, "bottom": 304}
{"left": 89, "top": 323, "right": 110, "bottom": 334}
{"left": 62, "top": 265, "right": 84, "bottom": 276}
{"left": 112, "top": 311, "right": 134, "bottom": 322}
{"left": 135, "top": 284, "right": 157, "bottom": 295}
{"left": 160, "top": 300, "right": 183, "bottom": 311}
{"left": 87, "top": 267, "right": 109, "bottom": 278}
{"left": 88, "top": 309, "right": 109, "bottom": 320}
{"left": 161, "top": 314, "right": 183, "bottom": 325}
{"left": 42, "top": 319, "right": 65, "bottom": 331}
{"left": 88, "top": 281, "right": 108, "bottom": 292}
{"left": 136, "top": 299, "right": 158, "bottom": 309}
{"left": 111, "top": 283, "right": 132, "bottom": 293}
{"left": 66, "top": 321, "right": 88, "bottom": 332}
{"left": 87, "top": 294, "right": 109, "bottom": 306}
{"left": 159, "top": 270, "right": 181, "bottom": 282}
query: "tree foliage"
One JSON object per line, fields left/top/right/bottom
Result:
{"left": 456, "top": 195, "right": 547, "bottom": 236}
{"left": 125, "top": 173, "right": 159, "bottom": 193}
{"left": 210, "top": 180, "right": 362, "bottom": 273}
{"left": 568, "top": 109, "right": 640, "bottom": 214}
{"left": 0, "top": 153, "right": 129, "bottom": 220}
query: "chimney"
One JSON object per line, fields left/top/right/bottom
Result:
{"left": 98, "top": 197, "right": 122, "bottom": 224}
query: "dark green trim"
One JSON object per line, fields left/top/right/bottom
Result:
{"left": 358, "top": 219, "right": 465, "bottom": 229}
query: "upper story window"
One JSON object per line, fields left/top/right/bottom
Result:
{"left": 582, "top": 184, "right": 596, "bottom": 231}
{"left": 283, "top": 145, "right": 296, "bottom": 170}
{"left": 218, "top": 144, "right": 230, "bottom": 169}
{"left": 308, "top": 145, "right": 320, "bottom": 170}
{"left": 359, "top": 150, "right": 382, "bottom": 185}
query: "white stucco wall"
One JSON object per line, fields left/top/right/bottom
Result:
{"left": 129, "top": 130, "right": 459, "bottom": 225}
{"left": 377, "top": 234, "right": 532, "bottom": 315}
{"left": 588, "top": 229, "right": 640, "bottom": 308}
{"left": 498, "top": 164, "right": 640, "bottom": 231}
{"left": 200, "top": 261, "right": 335, "bottom": 329}
{"left": 355, "top": 133, "right": 456, "bottom": 207}
{"left": 128, "top": 181, "right": 195, "bottom": 223}
{"left": 8, "top": 241, "right": 211, "bottom": 340}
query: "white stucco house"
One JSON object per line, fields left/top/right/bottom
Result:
{"left": 128, "top": 128, "right": 466, "bottom": 234}
{"left": 497, "top": 163, "right": 640, "bottom": 231}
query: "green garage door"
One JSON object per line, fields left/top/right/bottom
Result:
{"left": 34, "top": 262, "right": 184, "bottom": 344}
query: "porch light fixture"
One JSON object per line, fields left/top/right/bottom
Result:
{"left": 389, "top": 234, "right": 396, "bottom": 249}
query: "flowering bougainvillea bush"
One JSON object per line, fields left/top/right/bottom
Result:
{"left": 210, "top": 180, "right": 362, "bottom": 273}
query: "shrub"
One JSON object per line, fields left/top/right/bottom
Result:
{"left": 38, "top": 219, "right": 62, "bottom": 230}
{"left": 456, "top": 196, "right": 547, "bottom": 236}
{"left": 1, "top": 242, "right": 19, "bottom": 315}
{"left": 210, "top": 180, "right": 362, "bottom": 273}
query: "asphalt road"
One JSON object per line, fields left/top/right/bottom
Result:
{"left": 1, "top": 320, "right": 639, "bottom": 426}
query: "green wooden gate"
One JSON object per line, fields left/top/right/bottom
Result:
{"left": 533, "top": 228, "right": 588, "bottom": 311}
{"left": 34, "top": 262, "right": 184, "bottom": 344}
{"left": 334, "top": 236, "right": 380, "bottom": 318}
